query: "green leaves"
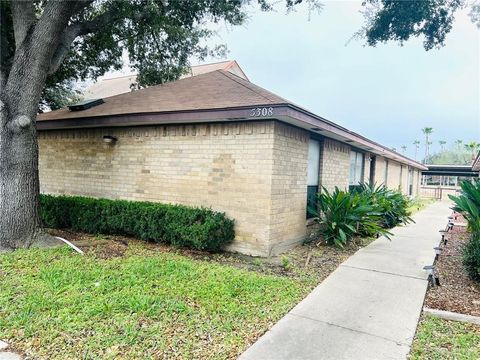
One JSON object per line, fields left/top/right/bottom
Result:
{"left": 39, "top": 194, "right": 235, "bottom": 251}
{"left": 35, "top": 0, "right": 254, "bottom": 108}
{"left": 449, "top": 179, "right": 480, "bottom": 233}
{"left": 353, "top": 182, "right": 413, "bottom": 228}
{"left": 361, "top": 0, "right": 464, "bottom": 51}
{"left": 463, "top": 233, "right": 480, "bottom": 282}
{"left": 310, "top": 184, "right": 411, "bottom": 247}
{"left": 449, "top": 179, "right": 480, "bottom": 282}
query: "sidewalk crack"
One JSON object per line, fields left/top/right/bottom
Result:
{"left": 340, "top": 264, "right": 428, "bottom": 281}
{"left": 288, "top": 313, "right": 411, "bottom": 346}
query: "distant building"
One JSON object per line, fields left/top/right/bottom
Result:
{"left": 420, "top": 160, "right": 479, "bottom": 199}
{"left": 37, "top": 61, "right": 426, "bottom": 256}
{"left": 83, "top": 60, "right": 247, "bottom": 99}
{"left": 421, "top": 164, "right": 478, "bottom": 187}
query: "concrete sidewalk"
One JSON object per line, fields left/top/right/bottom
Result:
{"left": 240, "top": 201, "right": 452, "bottom": 360}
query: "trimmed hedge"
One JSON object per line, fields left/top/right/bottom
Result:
{"left": 40, "top": 194, "right": 235, "bottom": 251}
{"left": 463, "top": 233, "right": 480, "bottom": 282}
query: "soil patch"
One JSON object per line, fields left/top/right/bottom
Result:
{"left": 46, "top": 228, "right": 367, "bottom": 282}
{"left": 424, "top": 213, "right": 480, "bottom": 317}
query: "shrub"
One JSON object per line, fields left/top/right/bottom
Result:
{"left": 310, "top": 187, "right": 391, "bottom": 247}
{"left": 40, "top": 194, "right": 235, "bottom": 251}
{"left": 449, "top": 179, "right": 480, "bottom": 282}
{"left": 449, "top": 180, "right": 480, "bottom": 233}
{"left": 353, "top": 183, "right": 413, "bottom": 228}
{"left": 463, "top": 233, "right": 480, "bottom": 282}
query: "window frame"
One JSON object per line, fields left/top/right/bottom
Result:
{"left": 306, "top": 137, "right": 322, "bottom": 219}
{"left": 384, "top": 159, "right": 389, "bottom": 186}
{"left": 349, "top": 150, "right": 365, "bottom": 189}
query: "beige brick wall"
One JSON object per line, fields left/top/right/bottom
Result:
{"left": 386, "top": 160, "right": 402, "bottom": 190}
{"left": 398, "top": 164, "right": 406, "bottom": 194}
{"left": 38, "top": 119, "right": 423, "bottom": 256}
{"left": 268, "top": 122, "right": 309, "bottom": 255}
{"left": 374, "top": 156, "right": 388, "bottom": 186}
{"left": 319, "top": 138, "right": 351, "bottom": 191}
{"left": 383, "top": 160, "right": 423, "bottom": 196}
{"left": 414, "top": 169, "right": 421, "bottom": 196}
{"left": 39, "top": 121, "right": 278, "bottom": 256}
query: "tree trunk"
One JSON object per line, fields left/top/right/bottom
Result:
{"left": 0, "top": 105, "right": 42, "bottom": 249}
{"left": 0, "top": 1, "right": 77, "bottom": 249}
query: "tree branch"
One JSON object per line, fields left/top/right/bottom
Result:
{"left": 4, "top": 0, "right": 82, "bottom": 120}
{"left": 11, "top": 1, "right": 36, "bottom": 47}
{"left": 48, "top": 5, "right": 154, "bottom": 75}
{"left": 48, "top": 2, "right": 125, "bottom": 75}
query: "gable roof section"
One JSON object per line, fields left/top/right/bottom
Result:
{"left": 83, "top": 60, "right": 248, "bottom": 99}
{"left": 38, "top": 70, "right": 286, "bottom": 121}
{"left": 37, "top": 70, "right": 426, "bottom": 170}
{"left": 83, "top": 74, "right": 137, "bottom": 100}
{"left": 187, "top": 60, "right": 248, "bottom": 80}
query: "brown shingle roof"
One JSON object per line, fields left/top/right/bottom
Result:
{"left": 36, "top": 69, "right": 427, "bottom": 170}
{"left": 37, "top": 70, "right": 287, "bottom": 121}
{"left": 82, "top": 60, "right": 248, "bottom": 99}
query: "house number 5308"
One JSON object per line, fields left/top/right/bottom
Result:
{"left": 250, "top": 107, "right": 274, "bottom": 117}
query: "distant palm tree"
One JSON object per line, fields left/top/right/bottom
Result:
{"left": 401, "top": 145, "right": 407, "bottom": 154}
{"left": 439, "top": 140, "right": 447, "bottom": 152}
{"left": 455, "top": 139, "right": 463, "bottom": 151}
{"left": 413, "top": 140, "right": 420, "bottom": 160}
{"left": 421, "top": 127, "right": 433, "bottom": 164}
{"left": 465, "top": 141, "right": 480, "bottom": 159}
{"left": 391, "top": 147, "right": 397, "bottom": 152}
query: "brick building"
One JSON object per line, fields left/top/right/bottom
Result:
{"left": 37, "top": 64, "right": 426, "bottom": 256}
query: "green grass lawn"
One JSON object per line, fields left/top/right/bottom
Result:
{"left": 408, "top": 197, "right": 436, "bottom": 215}
{"left": 0, "top": 244, "right": 317, "bottom": 359}
{"left": 410, "top": 314, "right": 480, "bottom": 360}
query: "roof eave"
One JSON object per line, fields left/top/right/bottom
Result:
{"left": 282, "top": 104, "right": 427, "bottom": 170}
{"left": 36, "top": 103, "right": 427, "bottom": 170}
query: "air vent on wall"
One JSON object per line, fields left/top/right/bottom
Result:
{"left": 68, "top": 98, "right": 104, "bottom": 111}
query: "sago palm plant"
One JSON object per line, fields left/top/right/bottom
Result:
{"left": 310, "top": 187, "right": 391, "bottom": 248}
{"left": 354, "top": 183, "right": 413, "bottom": 228}
{"left": 449, "top": 180, "right": 480, "bottom": 233}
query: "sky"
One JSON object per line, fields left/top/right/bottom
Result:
{"left": 197, "top": 0, "right": 480, "bottom": 160}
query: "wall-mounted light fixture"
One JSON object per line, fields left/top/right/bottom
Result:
{"left": 103, "top": 135, "right": 117, "bottom": 144}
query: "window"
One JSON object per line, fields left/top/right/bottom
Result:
{"left": 369, "top": 156, "right": 376, "bottom": 186}
{"left": 349, "top": 151, "right": 364, "bottom": 190}
{"left": 384, "top": 160, "right": 389, "bottom": 185}
{"left": 399, "top": 165, "right": 403, "bottom": 190}
{"left": 408, "top": 167, "right": 414, "bottom": 195}
{"left": 306, "top": 139, "right": 320, "bottom": 218}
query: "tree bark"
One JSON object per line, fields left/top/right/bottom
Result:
{"left": 0, "top": 1, "right": 79, "bottom": 249}
{"left": 0, "top": 107, "right": 42, "bottom": 249}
